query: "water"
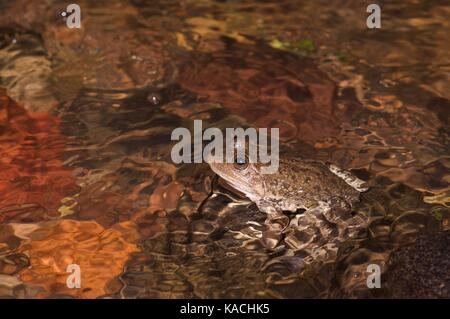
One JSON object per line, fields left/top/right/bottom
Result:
{"left": 0, "top": 0, "right": 448, "bottom": 298}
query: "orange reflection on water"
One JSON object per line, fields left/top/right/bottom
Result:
{"left": 0, "top": 89, "right": 79, "bottom": 222}
{"left": 17, "top": 220, "right": 139, "bottom": 298}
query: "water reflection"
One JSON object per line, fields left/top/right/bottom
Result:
{"left": 0, "top": 0, "right": 448, "bottom": 298}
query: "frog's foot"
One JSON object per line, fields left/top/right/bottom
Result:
{"left": 327, "top": 164, "right": 369, "bottom": 192}
{"left": 261, "top": 229, "right": 283, "bottom": 250}
{"left": 329, "top": 196, "right": 352, "bottom": 216}
{"left": 311, "top": 197, "right": 352, "bottom": 224}
{"left": 303, "top": 203, "right": 339, "bottom": 234}
{"left": 259, "top": 206, "right": 289, "bottom": 250}
{"left": 259, "top": 205, "right": 290, "bottom": 230}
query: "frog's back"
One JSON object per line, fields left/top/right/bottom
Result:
{"left": 263, "top": 158, "right": 361, "bottom": 208}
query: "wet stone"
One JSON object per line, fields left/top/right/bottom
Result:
{"left": 385, "top": 231, "right": 450, "bottom": 298}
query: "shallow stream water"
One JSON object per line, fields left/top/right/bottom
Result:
{"left": 0, "top": 0, "right": 448, "bottom": 298}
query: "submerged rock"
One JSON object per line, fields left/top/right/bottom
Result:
{"left": 385, "top": 231, "right": 450, "bottom": 298}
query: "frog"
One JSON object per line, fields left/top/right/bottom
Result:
{"left": 208, "top": 156, "right": 368, "bottom": 248}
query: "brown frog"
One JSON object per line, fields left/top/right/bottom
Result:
{"left": 208, "top": 156, "right": 368, "bottom": 248}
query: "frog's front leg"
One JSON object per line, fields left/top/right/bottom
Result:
{"left": 326, "top": 196, "right": 353, "bottom": 222}
{"left": 257, "top": 203, "right": 289, "bottom": 250}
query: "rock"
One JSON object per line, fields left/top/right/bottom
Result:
{"left": 385, "top": 231, "right": 450, "bottom": 298}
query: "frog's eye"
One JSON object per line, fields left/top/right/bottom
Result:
{"left": 233, "top": 157, "right": 248, "bottom": 170}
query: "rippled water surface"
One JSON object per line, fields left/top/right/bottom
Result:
{"left": 0, "top": 0, "right": 449, "bottom": 298}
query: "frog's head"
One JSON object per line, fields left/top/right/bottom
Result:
{"left": 207, "top": 155, "right": 265, "bottom": 202}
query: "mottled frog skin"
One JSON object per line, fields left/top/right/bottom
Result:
{"left": 208, "top": 157, "right": 368, "bottom": 215}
